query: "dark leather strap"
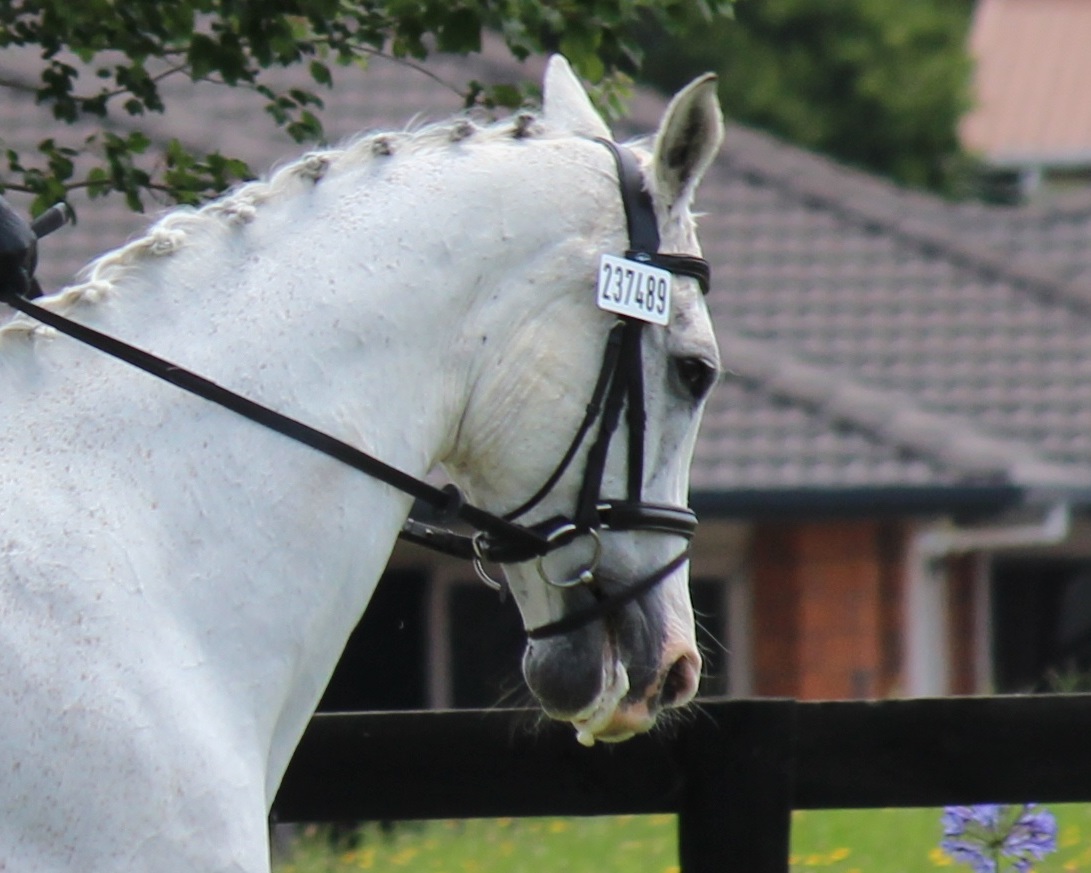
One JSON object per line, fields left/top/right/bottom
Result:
{"left": 501, "top": 321, "right": 627, "bottom": 523}
{"left": 0, "top": 289, "right": 552, "bottom": 560}
{"left": 637, "top": 252, "right": 710, "bottom": 295}
{"left": 597, "top": 501, "right": 698, "bottom": 537}
{"left": 596, "top": 138, "right": 712, "bottom": 295}
{"left": 595, "top": 137, "right": 661, "bottom": 256}
{"left": 525, "top": 548, "right": 691, "bottom": 640}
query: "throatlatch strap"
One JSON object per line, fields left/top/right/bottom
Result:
{"left": 501, "top": 321, "right": 627, "bottom": 524}
{"left": 574, "top": 322, "right": 634, "bottom": 530}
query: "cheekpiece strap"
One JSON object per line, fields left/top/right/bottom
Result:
{"left": 594, "top": 138, "right": 711, "bottom": 295}
{"left": 594, "top": 137, "right": 660, "bottom": 256}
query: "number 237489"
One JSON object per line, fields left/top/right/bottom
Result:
{"left": 595, "top": 253, "right": 672, "bottom": 326}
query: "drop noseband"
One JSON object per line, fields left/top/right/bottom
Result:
{"left": 0, "top": 138, "right": 711, "bottom": 641}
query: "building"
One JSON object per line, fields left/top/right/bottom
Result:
{"left": 8, "top": 39, "right": 1091, "bottom": 709}
{"left": 962, "top": 0, "right": 1091, "bottom": 201}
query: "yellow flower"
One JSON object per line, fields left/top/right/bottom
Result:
{"left": 829, "top": 847, "right": 851, "bottom": 862}
{"left": 548, "top": 820, "right": 569, "bottom": 834}
{"left": 929, "top": 847, "right": 953, "bottom": 867}
{"left": 389, "top": 847, "right": 419, "bottom": 866}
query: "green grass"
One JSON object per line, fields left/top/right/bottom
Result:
{"left": 273, "top": 805, "right": 1091, "bottom": 872}
{"left": 274, "top": 815, "right": 681, "bottom": 873}
{"left": 791, "top": 805, "right": 1091, "bottom": 872}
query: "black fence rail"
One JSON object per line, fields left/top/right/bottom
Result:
{"left": 272, "top": 695, "right": 1091, "bottom": 871}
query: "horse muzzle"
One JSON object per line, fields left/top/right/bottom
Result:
{"left": 521, "top": 599, "right": 702, "bottom": 746}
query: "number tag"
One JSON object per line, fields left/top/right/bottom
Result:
{"left": 595, "top": 254, "right": 672, "bottom": 326}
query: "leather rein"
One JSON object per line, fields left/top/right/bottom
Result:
{"left": 0, "top": 137, "right": 711, "bottom": 641}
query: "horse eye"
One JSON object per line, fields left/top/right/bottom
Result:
{"left": 674, "top": 356, "right": 718, "bottom": 401}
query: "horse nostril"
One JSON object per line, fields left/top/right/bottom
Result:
{"left": 659, "top": 652, "right": 701, "bottom": 709}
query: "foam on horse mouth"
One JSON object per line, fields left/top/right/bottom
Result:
{"left": 571, "top": 654, "right": 630, "bottom": 747}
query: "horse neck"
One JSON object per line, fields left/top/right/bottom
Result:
{"left": 60, "top": 134, "right": 592, "bottom": 791}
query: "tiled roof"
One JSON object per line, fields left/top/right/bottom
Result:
{"left": 962, "top": 0, "right": 1091, "bottom": 166}
{"left": 707, "top": 148, "right": 1091, "bottom": 501}
{"left": 6, "top": 38, "right": 1091, "bottom": 511}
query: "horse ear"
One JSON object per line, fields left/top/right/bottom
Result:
{"left": 542, "top": 55, "right": 612, "bottom": 140}
{"left": 652, "top": 73, "right": 724, "bottom": 212}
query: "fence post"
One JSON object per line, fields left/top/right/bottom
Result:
{"left": 677, "top": 699, "right": 797, "bottom": 872}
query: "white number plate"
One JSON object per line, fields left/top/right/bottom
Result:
{"left": 595, "top": 254, "right": 672, "bottom": 325}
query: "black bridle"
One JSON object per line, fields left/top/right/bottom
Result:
{"left": 0, "top": 137, "right": 710, "bottom": 641}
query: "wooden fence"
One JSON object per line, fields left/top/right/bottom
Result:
{"left": 272, "top": 694, "right": 1091, "bottom": 871}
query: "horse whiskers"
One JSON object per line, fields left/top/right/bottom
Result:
{"left": 693, "top": 614, "right": 730, "bottom": 659}
{"left": 683, "top": 697, "right": 724, "bottom": 731}
{"left": 488, "top": 676, "right": 534, "bottom": 712}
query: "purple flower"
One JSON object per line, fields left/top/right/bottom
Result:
{"left": 941, "top": 804, "right": 1057, "bottom": 873}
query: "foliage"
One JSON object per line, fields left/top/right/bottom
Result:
{"left": 0, "top": 0, "right": 733, "bottom": 215}
{"left": 638, "top": 0, "right": 976, "bottom": 195}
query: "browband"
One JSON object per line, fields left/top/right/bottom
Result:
{"left": 595, "top": 137, "right": 711, "bottom": 295}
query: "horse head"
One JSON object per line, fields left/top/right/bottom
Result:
{"left": 445, "top": 58, "right": 723, "bottom": 746}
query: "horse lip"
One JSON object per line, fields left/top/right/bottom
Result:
{"left": 570, "top": 655, "right": 630, "bottom": 747}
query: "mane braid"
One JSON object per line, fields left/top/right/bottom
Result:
{"left": 0, "top": 111, "right": 549, "bottom": 342}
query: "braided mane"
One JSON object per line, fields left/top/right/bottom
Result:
{"left": 1, "top": 112, "right": 554, "bottom": 341}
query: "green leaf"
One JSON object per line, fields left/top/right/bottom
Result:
{"left": 309, "top": 59, "right": 332, "bottom": 86}
{"left": 435, "top": 7, "right": 482, "bottom": 54}
{"left": 187, "top": 33, "right": 217, "bottom": 80}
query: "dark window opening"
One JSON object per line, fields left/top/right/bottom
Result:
{"left": 992, "top": 558, "right": 1091, "bottom": 693}
{"left": 317, "top": 570, "right": 428, "bottom": 712}
{"left": 692, "top": 578, "right": 729, "bottom": 696}
{"left": 449, "top": 583, "right": 528, "bottom": 708}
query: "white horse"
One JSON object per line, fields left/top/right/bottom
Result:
{"left": 0, "top": 57, "right": 722, "bottom": 871}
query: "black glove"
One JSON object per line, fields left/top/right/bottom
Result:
{"left": 0, "top": 194, "right": 37, "bottom": 298}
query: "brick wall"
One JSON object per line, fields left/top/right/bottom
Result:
{"left": 751, "top": 520, "right": 906, "bottom": 699}
{"left": 946, "top": 553, "right": 981, "bottom": 695}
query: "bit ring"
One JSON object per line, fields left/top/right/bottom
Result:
{"left": 536, "top": 527, "right": 602, "bottom": 588}
{"left": 471, "top": 533, "right": 505, "bottom": 593}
